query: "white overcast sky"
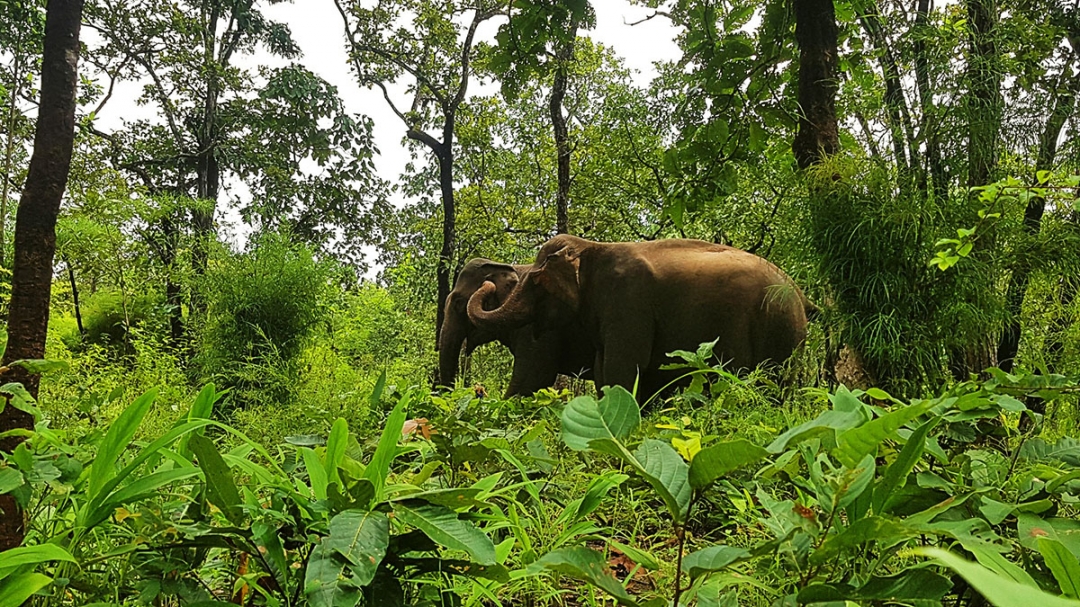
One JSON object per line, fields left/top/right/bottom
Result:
{"left": 89, "top": 0, "right": 683, "bottom": 262}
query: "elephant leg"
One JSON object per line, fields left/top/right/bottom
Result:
{"left": 597, "top": 325, "right": 654, "bottom": 398}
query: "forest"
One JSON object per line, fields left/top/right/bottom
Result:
{"left": 1, "top": 0, "right": 1080, "bottom": 605}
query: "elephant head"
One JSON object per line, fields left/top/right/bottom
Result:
{"left": 438, "top": 258, "right": 524, "bottom": 387}
{"left": 467, "top": 235, "right": 584, "bottom": 333}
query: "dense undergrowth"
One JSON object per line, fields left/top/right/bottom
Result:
{"left": 3, "top": 343, "right": 1079, "bottom": 606}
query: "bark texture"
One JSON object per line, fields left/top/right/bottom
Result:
{"left": 793, "top": 0, "right": 840, "bottom": 169}
{"left": 0, "top": 0, "right": 84, "bottom": 552}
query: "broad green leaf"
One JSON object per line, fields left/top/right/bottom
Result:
{"left": 633, "top": 439, "right": 692, "bottom": 522}
{"left": 0, "top": 572, "right": 52, "bottom": 607}
{"left": 392, "top": 501, "right": 495, "bottom": 565}
{"left": 811, "top": 517, "right": 916, "bottom": 564}
{"left": 836, "top": 454, "right": 876, "bottom": 512}
{"left": 305, "top": 542, "right": 365, "bottom": 607}
{"left": 369, "top": 371, "right": 386, "bottom": 408}
{"left": 7, "top": 359, "right": 69, "bottom": 375}
{"left": 362, "top": 395, "right": 408, "bottom": 502}
{"left": 688, "top": 439, "right": 769, "bottom": 489}
{"left": 534, "top": 547, "right": 640, "bottom": 607}
{"left": 189, "top": 434, "right": 243, "bottom": 525}
{"left": 959, "top": 539, "right": 1037, "bottom": 588}
{"left": 177, "top": 384, "right": 218, "bottom": 460}
{"left": 873, "top": 417, "right": 937, "bottom": 514}
{"left": 835, "top": 400, "right": 936, "bottom": 468}
{"left": 0, "top": 468, "right": 22, "bottom": 494}
{"left": 1040, "top": 538, "right": 1080, "bottom": 598}
{"left": 397, "top": 557, "right": 510, "bottom": 581}
{"left": 980, "top": 498, "right": 1016, "bottom": 525}
{"left": 389, "top": 487, "right": 484, "bottom": 510}
{"left": 0, "top": 545, "right": 76, "bottom": 574}
{"left": 88, "top": 389, "right": 158, "bottom": 499}
{"left": 766, "top": 409, "right": 865, "bottom": 453}
{"left": 681, "top": 545, "right": 751, "bottom": 579}
{"left": 301, "top": 447, "right": 329, "bottom": 501}
{"left": 799, "top": 568, "right": 951, "bottom": 601}
{"left": 326, "top": 510, "right": 389, "bottom": 586}
{"left": 918, "top": 547, "right": 1080, "bottom": 607}
{"left": 324, "top": 417, "right": 348, "bottom": 487}
{"left": 561, "top": 387, "right": 640, "bottom": 451}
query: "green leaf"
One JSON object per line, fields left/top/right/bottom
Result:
{"left": 835, "top": 400, "right": 936, "bottom": 468}
{"left": 369, "top": 371, "right": 386, "bottom": 408}
{"left": 873, "top": 418, "right": 937, "bottom": 514}
{"left": 392, "top": 501, "right": 496, "bottom": 565}
{"left": 960, "top": 539, "right": 1037, "bottom": 587}
{"left": 534, "top": 547, "right": 640, "bottom": 607}
{"left": 811, "top": 517, "right": 916, "bottom": 564}
{"left": 189, "top": 435, "right": 243, "bottom": 526}
{"left": 305, "top": 542, "right": 365, "bottom": 607}
{"left": 681, "top": 545, "right": 752, "bottom": 579}
{"left": 574, "top": 472, "right": 628, "bottom": 523}
{"left": 0, "top": 545, "right": 76, "bottom": 575}
{"left": 606, "top": 540, "right": 660, "bottom": 571}
{"left": 1039, "top": 538, "right": 1080, "bottom": 598}
{"left": 7, "top": 359, "right": 68, "bottom": 375}
{"left": 362, "top": 395, "right": 408, "bottom": 502}
{"left": 390, "top": 487, "right": 484, "bottom": 510}
{"left": 688, "top": 439, "right": 769, "bottom": 489}
{"left": 88, "top": 389, "right": 158, "bottom": 499}
{"left": 918, "top": 547, "right": 1080, "bottom": 607}
{"left": 560, "top": 387, "right": 640, "bottom": 451}
{"left": 633, "top": 439, "right": 692, "bottom": 522}
{"left": 767, "top": 409, "right": 865, "bottom": 453}
{"left": 177, "top": 384, "right": 218, "bottom": 460}
{"left": 324, "top": 417, "right": 348, "bottom": 488}
{"left": 0, "top": 468, "right": 23, "bottom": 494}
{"left": 301, "top": 447, "right": 329, "bottom": 501}
{"left": 0, "top": 572, "right": 53, "bottom": 607}
{"left": 326, "top": 510, "right": 389, "bottom": 586}
{"left": 799, "top": 568, "right": 951, "bottom": 601}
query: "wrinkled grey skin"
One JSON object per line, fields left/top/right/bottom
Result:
{"left": 468, "top": 235, "right": 815, "bottom": 398}
{"left": 438, "top": 258, "right": 594, "bottom": 397}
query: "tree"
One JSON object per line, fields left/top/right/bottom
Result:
{"left": 0, "top": 0, "right": 84, "bottom": 552}
{"left": 792, "top": 0, "right": 840, "bottom": 169}
{"left": 334, "top": 0, "right": 502, "bottom": 354}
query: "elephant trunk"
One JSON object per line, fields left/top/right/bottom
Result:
{"left": 438, "top": 308, "right": 467, "bottom": 388}
{"left": 468, "top": 280, "right": 535, "bottom": 332}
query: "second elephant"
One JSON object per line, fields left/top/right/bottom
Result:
{"left": 467, "top": 235, "right": 814, "bottom": 397}
{"left": 438, "top": 257, "right": 594, "bottom": 397}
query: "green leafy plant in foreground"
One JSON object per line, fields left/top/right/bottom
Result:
{"left": 533, "top": 369, "right": 1080, "bottom": 606}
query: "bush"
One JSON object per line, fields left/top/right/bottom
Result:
{"left": 196, "top": 233, "right": 336, "bottom": 406}
{"left": 62, "top": 289, "right": 163, "bottom": 352}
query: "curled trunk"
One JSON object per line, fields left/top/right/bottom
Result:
{"left": 467, "top": 280, "right": 536, "bottom": 332}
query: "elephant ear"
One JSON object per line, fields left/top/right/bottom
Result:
{"left": 535, "top": 246, "right": 581, "bottom": 311}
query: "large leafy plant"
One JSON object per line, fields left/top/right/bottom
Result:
{"left": 533, "top": 370, "right": 1080, "bottom": 606}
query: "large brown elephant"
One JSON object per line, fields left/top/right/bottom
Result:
{"left": 438, "top": 257, "right": 594, "bottom": 397}
{"left": 467, "top": 235, "right": 814, "bottom": 397}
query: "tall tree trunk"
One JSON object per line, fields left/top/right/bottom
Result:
{"left": 550, "top": 23, "right": 577, "bottom": 235}
{"left": 914, "top": 0, "right": 947, "bottom": 198}
{"left": 793, "top": 0, "right": 840, "bottom": 169}
{"left": 0, "top": 0, "right": 84, "bottom": 552}
{"left": 857, "top": 4, "right": 914, "bottom": 173}
{"left": 436, "top": 122, "right": 456, "bottom": 357}
{"left": 191, "top": 5, "right": 221, "bottom": 312}
{"left": 997, "top": 67, "right": 1080, "bottom": 372}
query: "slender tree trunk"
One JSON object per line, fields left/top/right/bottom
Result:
{"left": 435, "top": 122, "right": 456, "bottom": 355}
{"left": 64, "top": 255, "right": 84, "bottom": 335}
{"left": 550, "top": 23, "right": 577, "bottom": 235}
{"left": 1, "top": 50, "right": 24, "bottom": 269}
{"left": 0, "top": 0, "right": 84, "bottom": 552}
{"left": 997, "top": 67, "right": 1080, "bottom": 371}
{"left": 793, "top": 0, "right": 840, "bottom": 169}
{"left": 191, "top": 6, "right": 221, "bottom": 312}
{"left": 857, "top": 5, "right": 910, "bottom": 173}
{"left": 914, "top": 0, "right": 946, "bottom": 198}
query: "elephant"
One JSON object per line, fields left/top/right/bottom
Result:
{"left": 466, "top": 235, "right": 815, "bottom": 398}
{"left": 438, "top": 257, "right": 595, "bottom": 397}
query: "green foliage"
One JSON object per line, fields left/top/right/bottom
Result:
{"left": 197, "top": 234, "right": 335, "bottom": 405}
